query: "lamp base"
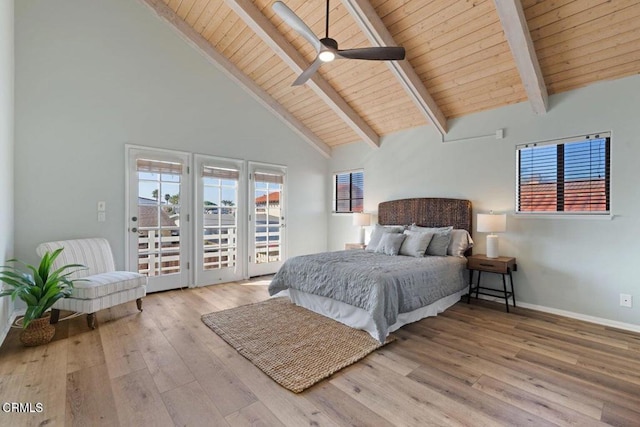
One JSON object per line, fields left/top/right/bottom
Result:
{"left": 358, "top": 227, "right": 366, "bottom": 244}
{"left": 486, "top": 234, "right": 499, "bottom": 258}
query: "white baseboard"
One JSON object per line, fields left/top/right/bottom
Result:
{"left": 474, "top": 294, "right": 640, "bottom": 333}
{"left": 516, "top": 301, "right": 640, "bottom": 333}
{"left": 0, "top": 307, "right": 25, "bottom": 346}
{"left": 0, "top": 316, "right": 9, "bottom": 345}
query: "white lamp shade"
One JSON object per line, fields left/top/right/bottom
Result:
{"left": 352, "top": 213, "right": 371, "bottom": 227}
{"left": 477, "top": 213, "right": 506, "bottom": 233}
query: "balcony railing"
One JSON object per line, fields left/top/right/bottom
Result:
{"left": 137, "top": 228, "right": 280, "bottom": 275}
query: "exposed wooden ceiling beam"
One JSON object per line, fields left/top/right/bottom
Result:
{"left": 340, "top": 0, "right": 448, "bottom": 135}
{"left": 493, "top": 0, "right": 548, "bottom": 114}
{"left": 224, "top": 0, "right": 380, "bottom": 149}
{"left": 137, "top": 0, "right": 332, "bottom": 158}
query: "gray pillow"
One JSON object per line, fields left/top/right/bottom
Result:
{"left": 366, "top": 224, "right": 405, "bottom": 251}
{"left": 410, "top": 225, "right": 453, "bottom": 256}
{"left": 409, "top": 224, "right": 452, "bottom": 233}
{"left": 374, "top": 233, "right": 406, "bottom": 256}
{"left": 399, "top": 230, "right": 434, "bottom": 257}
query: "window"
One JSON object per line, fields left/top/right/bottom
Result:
{"left": 516, "top": 132, "right": 610, "bottom": 214}
{"left": 333, "top": 170, "right": 364, "bottom": 213}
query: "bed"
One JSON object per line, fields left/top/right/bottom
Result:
{"left": 269, "top": 198, "right": 473, "bottom": 342}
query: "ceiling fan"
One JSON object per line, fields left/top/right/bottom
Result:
{"left": 272, "top": 0, "right": 406, "bottom": 86}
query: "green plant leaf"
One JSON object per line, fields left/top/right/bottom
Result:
{"left": 0, "top": 269, "right": 32, "bottom": 283}
{"left": 18, "top": 288, "right": 38, "bottom": 306}
{"left": 28, "top": 283, "right": 43, "bottom": 299}
{"left": 0, "top": 290, "right": 15, "bottom": 298}
{"left": 23, "top": 305, "right": 45, "bottom": 328}
{"left": 24, "top": 265, "right": 44, "bottom": 289}
{"left": 41, "top": 293, "right": 68, "bottom": 313}
{"left": 0, "top": 275, "right": 22, "bottom": 289}
{"left": 38, "top": 250, "right": 54, "bottom": 282}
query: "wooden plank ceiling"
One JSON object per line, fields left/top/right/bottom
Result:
{"left": 152, "top": 0, "right": 640, "bottom": 151}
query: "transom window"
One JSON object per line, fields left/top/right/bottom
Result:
{"left": 333, "top": 170, "right": 364, "bottom": 213}
{"left": 516, "top": 132, "right": 610, "bottom": 215}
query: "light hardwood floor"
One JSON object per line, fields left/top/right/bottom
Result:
{"left": 1, "top": 278, "right": 640, "bottom": 426}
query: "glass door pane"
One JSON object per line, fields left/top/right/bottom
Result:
{"left": 254, "top": 178, "right": 282, "bottom": 265}
{"left": 127, "top": 149, "right": 190, "bottom": 292}
{"left": 137, "top": 164, "right": 181, "bottom": 276}
{"left": 249, "top": 163, "right": 286, "bottom": 277}
{"left": 195, "top": 156, "right": 244, "bottom": 286}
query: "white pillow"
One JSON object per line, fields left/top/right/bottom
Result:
{"left": 374, "top": 233, "right": 407, "bottom": 256}
{"left": 399, "top": 230, "right": 434, "bottom": 257}
{"left": 447, "top": 229, "right": 474, "bottom": 257}
{"left": 366, "top": 224, "right": 405, "bottom": 251}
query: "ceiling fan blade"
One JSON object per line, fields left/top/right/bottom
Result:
{"left": 293, "top": 57, "right": 323, "bottom": 86}
{"left": 337, "top": 46, "right": 405, "bottom": 61}
{"left": 273, "top": 1, "right": 322, "bottom": 53}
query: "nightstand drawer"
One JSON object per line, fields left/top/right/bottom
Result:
{"left": 345, "top": 243, "right": 366, "bottom": 250}
{"left": 467, "top": 256, "right": 511, "bottom": 273}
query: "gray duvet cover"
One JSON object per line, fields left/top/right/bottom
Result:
{"left": 269, "top": 250, "right": 468, "bottom": 342}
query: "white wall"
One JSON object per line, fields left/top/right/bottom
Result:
{"left": 0, "top": 0, "right": 15, "bottom": 339}
{"left": 14, "top": 0, "right": 327, "bottom": 270}
{"left": 329, "top": 75, "right": 640, "bottom": 327}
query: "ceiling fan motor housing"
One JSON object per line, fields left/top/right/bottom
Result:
{"left": 320, "top": 37, "right": 338, "bottom": 50}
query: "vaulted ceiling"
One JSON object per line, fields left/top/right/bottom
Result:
{"left": 142, "top": 0, "right": 640, "bottom": 157}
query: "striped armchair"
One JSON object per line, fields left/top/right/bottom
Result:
{"left": 36, "top": 238, "right": 147, "bottom": 329}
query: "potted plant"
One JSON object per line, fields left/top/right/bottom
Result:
{"left": 0, "top": 248, "right": 85, "bottom": 346}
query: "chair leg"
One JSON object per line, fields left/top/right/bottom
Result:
{"left": 136, "top": 298, "right": 143, "bottom": 312}
{"left": 50, "top": 309, "right": 61, "bottom": 324}
{"left": 87, "top": 313, "right": 96, "bottom": 329}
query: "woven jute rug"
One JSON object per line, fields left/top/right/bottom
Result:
{"left": 201, "top": 297, "right": 394, "bottom": 393}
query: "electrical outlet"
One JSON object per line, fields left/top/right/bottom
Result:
{"left": 496, "top": 128, "right": 504, "bottom": 139}
{"left": 620, "top": 293, "right": 632, "bottom": 308}
{"left": 97, "top": 212, "right": 106, "bottom": 222}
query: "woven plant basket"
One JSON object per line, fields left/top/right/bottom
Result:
{"left": 19, "top": 312, "right": 55, "bottom": 347}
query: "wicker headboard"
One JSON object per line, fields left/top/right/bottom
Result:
{"left": 378, "top": 198, "right": 472, "bottom": 233}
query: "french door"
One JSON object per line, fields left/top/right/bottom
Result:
{"left": 126, "top": 147, "right": 191, "bottom": 292}
{"left": 248, "top": 162, "right": 286, "bottom": 277}
{"left": 126, "top": 147, "right": 286, "bottom": 289}
{"left": 194, "top": 155, "right": 245, "bottom": 286}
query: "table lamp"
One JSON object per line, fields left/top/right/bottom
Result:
{"left": 477, "top": 212, "right": 506, "bottom": 258}
{"left": 352, "top": 213, "right": 371, "bottom": 244}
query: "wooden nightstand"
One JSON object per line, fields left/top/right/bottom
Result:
{"left": 467, "top": 254, "right": 517, "bottom": 312}
{"left": 345, "top": 243, "right": 366, "bottom": 250}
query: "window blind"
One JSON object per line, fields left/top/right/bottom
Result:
{"left": 202, "top": 166, "right": 239, "bottom": 180}
{"left": 334, "top": 170, "right": 364, "bottom": 213}
{"left": 137, "top": 159, "right": 182, "bottom": 175}
{"left": 517, "top": 133, "right": 610, "bottom": 214}
{"left": 254, "top": 172, "right": 284, "bottom": 184}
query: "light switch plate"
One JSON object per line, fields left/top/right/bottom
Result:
{"left": 97, "top": 201, "right": 106, "bottom": 212}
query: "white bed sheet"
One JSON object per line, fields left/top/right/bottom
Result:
{"left": 272, "top": 287, "right": 468, "bottom": 341}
